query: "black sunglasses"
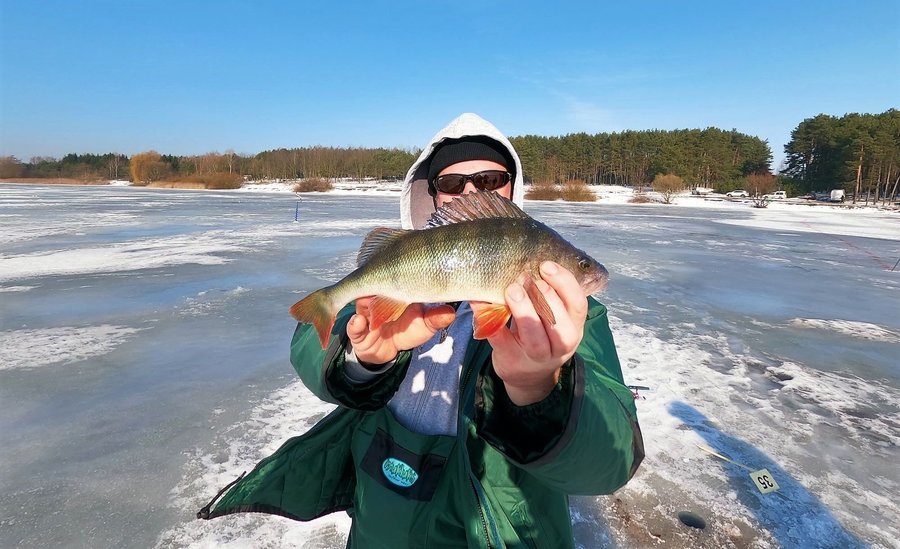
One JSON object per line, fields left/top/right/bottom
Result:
{"left": 433, "top": 170, "right": 511, "bottom": 194}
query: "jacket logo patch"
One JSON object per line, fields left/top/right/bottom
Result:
{"left": 382, "top": 457, "right": 418, "bottom": 487}
{"left": 363, "top": 428, "right": 445, "bottom": 500}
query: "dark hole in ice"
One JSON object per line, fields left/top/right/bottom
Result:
{"left": 677, "top": 511, "right": 707, "bottom": 529}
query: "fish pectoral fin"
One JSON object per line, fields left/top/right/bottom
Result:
{"left": 470, "top": 302, "right": 511, "bottom": 339}
{"left": 368, "top": 295, "right": 410, "bottom": 331}
{"left": 523, "top": 276, "right": 556, "bottom": 325}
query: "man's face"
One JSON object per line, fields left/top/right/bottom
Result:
{"left": 434, "top": 160, "right": 512, "bottom": 209}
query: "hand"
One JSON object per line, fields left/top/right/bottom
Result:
{"left": 347, "top": 298, "right": 456, "bottom": 366}
{"left": 487, "top": 261, "right": 589, "bottom": 405}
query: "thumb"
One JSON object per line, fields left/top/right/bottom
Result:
{"left": 346, "top": 314, "right": 369, "bottom": 344}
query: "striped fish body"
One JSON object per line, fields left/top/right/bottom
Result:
{"left": 291, "top": 192, "right": 608, "bottom": 347}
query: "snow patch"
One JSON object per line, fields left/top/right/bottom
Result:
{"left": 789, "top": 318, "right": 900, "bottom": 343}
{"left": 156, "top": 381, "right": 351, "bottom": 548}
{"left": 0, "top": 324, "right": 143, "bottom": 370}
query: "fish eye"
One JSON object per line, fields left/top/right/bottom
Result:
{"left": 578, "top": 258, "right": 591, "bottom": 271}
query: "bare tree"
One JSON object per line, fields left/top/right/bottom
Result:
{"left": 107, "top": 153, "right": 123, "bottom": 180}
{"left": 225, "top": 149, "right": 235, "bottom": 174}
{"left": 652, "top": 173, "right": 684, "bottom": 204}
{"left": 130, "top": 151, "right": 170, "bottom": 184}
{"left": 0, "top": 156, "right": 26, "bottom": 178}
{"left": 745, "top": 174, "right": 776, "bottom": 197}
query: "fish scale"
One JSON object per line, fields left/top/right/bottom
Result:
{"left": 290, "top": 192, "right": 609, "bottom": 348}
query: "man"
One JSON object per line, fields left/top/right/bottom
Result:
{"left": 198, "top": 113, "right": 643, "bottom": 548}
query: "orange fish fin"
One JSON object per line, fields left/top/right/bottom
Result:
{"left": 470, "top": 301, "right": 511, "bottom": 339}
{"left": 289, "top": 290, "right": 336, "bottom": 349}
{"left": 368, "top": 295, "right": 409, "bottom": 331}
{"left": 523, "top": 276, "right": 556, "bottom": 325}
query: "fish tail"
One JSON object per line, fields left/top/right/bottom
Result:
{"left": 289, "top": 290, "right": 336, "bottom": 349}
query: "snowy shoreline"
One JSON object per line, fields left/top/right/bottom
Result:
{"left": 4, "top": 178, "right": 897, "bottom": 213}
{"left": 239, "top": 179, "right": 900, "bottom": 213}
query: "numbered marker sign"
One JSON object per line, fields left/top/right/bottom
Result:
{"left": 751, "top": 469, "right": 779, "bottom": 494}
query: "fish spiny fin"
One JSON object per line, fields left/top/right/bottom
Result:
{"left": 368, "top": 295, "right": 409, "bottom": 331}
{"left": 425, "top": 191, "right": 530, "bottom": 228}
{"left": 357, "top": 227, "right": 410, "bottom": 266}
{"left": 470, "top": 301, "right": 512, "bottom": 339}
{"left": 290, "top": 290, "right": 336, "bottom": 349}
{"left": 523, "top": 276, "right": 556, "bottom": 325}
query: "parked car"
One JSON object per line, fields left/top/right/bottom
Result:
{"left": 691, "top": 187, "right": 715, "bottom": 195}
{"left": 830, "top": 189, "right": 846, "bottom": 202}
{"left": 763, "top": 191, "right": 787, "bottom": 200}
{"left": 726, "top": 190, "right": 749, "bottom": 198}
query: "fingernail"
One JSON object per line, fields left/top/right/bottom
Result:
{"left": 509, "top": 285, "right": 525, "bottom": 302}
{"left": 542, "top": 261, "right": 558, "bottom": 275}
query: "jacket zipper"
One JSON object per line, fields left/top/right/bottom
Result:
{"left": 459, "top": 338, "right": 494, "bottom": 548}
{"left": 470, "top": 476, "right": 492, "bottom": 547}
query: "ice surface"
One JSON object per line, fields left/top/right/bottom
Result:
{"left": 0, "top": 324, "right": 143, "bottom": 371}
{"left": 1, "top": 183, "right": 898, "bottom": 548}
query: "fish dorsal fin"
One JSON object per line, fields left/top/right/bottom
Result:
{"left": 425, "top": 191, "right": 530, "bottom": 228}
{"left": 358, "top": 227, "right": 409, "bottom": 266}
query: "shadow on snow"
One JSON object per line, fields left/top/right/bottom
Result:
{"left": 667, "top": 401, "right": 866, "bottom": 549}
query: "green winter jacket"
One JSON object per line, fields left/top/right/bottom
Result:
{"left": 198, "top": 297, "right": 643, "bottom": 548}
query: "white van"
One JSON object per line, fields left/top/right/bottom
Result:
{"left": 830, "top": 189, "right": 845, "bottom": 202}
{"left": 763, "top": 191, "right": 787, "bottom": 200}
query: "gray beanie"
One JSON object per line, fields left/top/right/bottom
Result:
{"left": 426, "top": 136, "right": 515, "bottom": 183}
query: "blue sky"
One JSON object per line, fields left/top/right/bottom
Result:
{"left": 1, "top": 1, "right": 897, "bottom": 169}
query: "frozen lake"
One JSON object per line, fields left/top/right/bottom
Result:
{"left": 1, "top": 184, "right": 898, "bottom": 548}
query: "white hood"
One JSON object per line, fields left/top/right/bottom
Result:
{"left": 400, "top": 113, "right": 525, "bottom": 229}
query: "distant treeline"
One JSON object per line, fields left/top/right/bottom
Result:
{"left": 0, "top": 148, "right": 420, "bottom": 186}
{"left": 783, "top": 109, "right": 899, "bottom": 201}
{"left": 510, "top": 128, "right": 770, "bottom": 188}
{"left": 0, "top": 129, "right": 769, "bottom": 189}
{"left": 0, "top": 128, "right": 772, "bottom": 186}
{"left": 1, "top": 110, "right": 896, "bottom": 198}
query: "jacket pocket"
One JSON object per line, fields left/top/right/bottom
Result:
{"left": 350, "top": 409, "right": 459, "bottom": 546}
{"left": 360, "top": 427, "right": 449, "bottom": 501}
